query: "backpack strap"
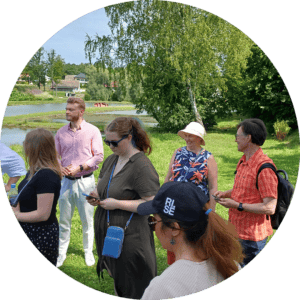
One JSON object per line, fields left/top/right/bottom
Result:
{"left": 256, "top": 163, "right": 277, "bottom": 221}
{"left": 256, "top": 163, "right": 277, "bottom": 189}
{"left": 234, "top": 159, "right": 244, "bottom": 175}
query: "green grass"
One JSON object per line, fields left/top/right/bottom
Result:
{"left": 3, "top": 119, "right": 299, "bottom": 295}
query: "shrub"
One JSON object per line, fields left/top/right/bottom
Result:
{"left": 273, "top": 120, "right": 291, "bottom": 141}
{"left": 84, "top": 93, "right": 91, "bottom": 101}
{"left": 14, "top": 85, "right": 38, "bottom": 92}
{"left": 9, "top": 89, "right": 36, "bottom": 101}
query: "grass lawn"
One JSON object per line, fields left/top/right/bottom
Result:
{"left": 3, "top": 117, "right": 299, "bottom": 296}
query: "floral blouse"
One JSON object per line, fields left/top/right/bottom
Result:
{"left": 170, "top": 146, "right": 211, "bottom": 196}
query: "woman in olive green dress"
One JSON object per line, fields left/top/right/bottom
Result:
{"left": 87, "top": 117, "right": 160, "bottom": 299}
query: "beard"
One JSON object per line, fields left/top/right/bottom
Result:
{"left": 66, "top": 112, "right": 80, "bottom": 122}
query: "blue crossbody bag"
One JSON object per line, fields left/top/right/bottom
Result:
{"left": 102, "top": 163, "right": 134, "bottom": 259}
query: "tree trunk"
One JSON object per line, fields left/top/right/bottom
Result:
{"left": 187, "top": 84, "right": 204, "bottom": 127}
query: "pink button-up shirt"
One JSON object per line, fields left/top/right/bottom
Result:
{"left": 55, "top": 120, "right": 104, "bottom": 176}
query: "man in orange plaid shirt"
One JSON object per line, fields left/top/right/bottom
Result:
{"left": 214, "top": 119, "right": 278, "bottom": 267}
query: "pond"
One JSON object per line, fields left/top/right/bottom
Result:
{"left": 1, "top": 105, "right": 157, "bottom": 147}
{"left": 4, "top": 102, "right": 133, "bottom": 117}
{"left": 0, "top": 127, "right": 57, "bottom": 146}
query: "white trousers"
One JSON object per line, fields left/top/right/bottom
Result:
{"left": 58, "top": 175, "right": 95, "bottom": 255}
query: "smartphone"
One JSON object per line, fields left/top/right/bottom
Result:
{"left": 212, "top": 195, "right": 220, "bottom": 201}
{"left": 82, "top": 193, "right": 100, "bottom": 200}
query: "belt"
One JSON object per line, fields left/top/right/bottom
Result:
{"left": 65, "top": 172, "right": 93, "bottom": 180}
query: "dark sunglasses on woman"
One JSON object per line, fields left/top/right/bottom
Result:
{"left": 148, "top": 216, "right": 163, "bottom": 231}
{"left": 104, "top": 135, "right": 128, "bottom": 147}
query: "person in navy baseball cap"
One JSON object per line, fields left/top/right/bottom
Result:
{"left": 138, "top": 181, "right": 210, "bottom": 223}
{"left": 138, "top": 181, "right": 244, "bottom": 300}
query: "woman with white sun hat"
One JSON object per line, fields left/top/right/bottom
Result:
{"left": 164, "top": 121, "right": 218, "bottom": 265}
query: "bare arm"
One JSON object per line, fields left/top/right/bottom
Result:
{"left": 217, "top": 196, "right": 277, "bottom": 215}
{"left": 87, "top": 195, "right": 155, "bottom": 212}
{"left": 13, "top": 193, "right": 54, "bottom": 223}
{"left": 207, "top": 155, "right": 218, "bottom": 211}
{"left": 164, "top": 150, "right": 177, "bottom": 183}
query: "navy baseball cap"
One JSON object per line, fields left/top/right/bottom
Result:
{"left": 137, "top": 181, "right": 209, "bottom": 223}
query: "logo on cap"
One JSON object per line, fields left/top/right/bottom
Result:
{"left": 163, "top": 197, "right": 176, "bottom": 216}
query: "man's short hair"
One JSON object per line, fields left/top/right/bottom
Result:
{"left": 67, "top": 97, "right": 85, "bottom": 110}
{"left": 237, "top": 118, "right": 267, "bottom": 146}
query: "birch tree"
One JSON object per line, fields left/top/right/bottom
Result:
{"left": 85, "top": 0, "right": 253, "bottom": 131}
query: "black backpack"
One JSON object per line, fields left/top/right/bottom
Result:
{"left": 256, "top": 163, "right": 294, "bottom": 230}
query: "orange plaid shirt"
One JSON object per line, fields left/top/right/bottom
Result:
{"left": 229, "top": 148, "right": 278, "bottom": 241}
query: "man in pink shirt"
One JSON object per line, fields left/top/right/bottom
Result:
{"left": 55, "top": 97, "right": 104, "bottom": 267}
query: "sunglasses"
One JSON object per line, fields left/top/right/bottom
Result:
{"left": 148, "top": 216, "right": 163, "bottom": 231}
{"left": 104, "top": 135, "right": 128, "bottom": 147}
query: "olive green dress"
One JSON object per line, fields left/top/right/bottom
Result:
{"left": 94, "top": 152, "right": 160, "bottom": 299}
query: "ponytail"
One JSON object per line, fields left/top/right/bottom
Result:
{"left": 160, "top": 203, "right": 244, "bottom": 279}
{"left": 106, "top": 117, "right": 152, "bottom": 155}
{"left": 200, "top": 203, "right": 244, "bottom": 279}
{"left": 129, "top": 118, "right": 152, "bottom": 155}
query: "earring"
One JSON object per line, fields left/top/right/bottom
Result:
{"left": 170, "top": 238, "right": 176, "bottom": 245}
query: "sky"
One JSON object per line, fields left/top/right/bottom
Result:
{"left": 42, "top": 8, "right": 111, "bottom": 64}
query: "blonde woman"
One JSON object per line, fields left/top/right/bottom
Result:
{"left": 12, "top": 128, "right": 62, "bottom": 265}
{"left": 164, "top": 121, "right": 218, "bottom": 265}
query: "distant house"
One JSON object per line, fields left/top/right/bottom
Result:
{"left": 104, "top": 81, "right": 118, "bottom": 88}
{"left": 17, "top": 73, "right": 31, "bottom": 83}
{"left": 51, "top": 80, "right": 80, "bottom": 92}
{"left": 63, "top": 73, "right": 88, "bottom": 92}
{"left": 65, "top": 75, "right": 76, "bottom": 81}
{"left": 74, "top": 73, "right": 88, "bottom": 84}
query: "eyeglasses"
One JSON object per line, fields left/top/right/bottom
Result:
{"left": 104, "top": 135, "right": 128, "bottom": 147}
{"left": 148, "top": 216, "right": 163, "bottom": 231}
{"left": 235, "top": 133, "right": 247, "bottom": 139}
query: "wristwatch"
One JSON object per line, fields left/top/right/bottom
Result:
{"left": 80, "top": 165, "right": 84, "bottom": 172}
{"left": 237, "top": 203, "right": 244, "bottom": 212}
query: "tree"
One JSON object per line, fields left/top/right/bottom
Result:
{"left": 226, "top": 44, "right": 297, "bottom": 131}
{"left": 85, "top": 65, "right": 112, "bottom": 101}
{"left": 22, "top": 47, "right": 47, "bottom": 90}
{"left": 63, "top": 63, "right": 89, "bottom": 76}
{"left": 47, "top": 49, "right": 65, "bottom": 96}
{"left": 85, "top": 0, "right": 253, "bottom": 131}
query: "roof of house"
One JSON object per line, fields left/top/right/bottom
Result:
{"left": 65, "top": 75, "right": 76, "bottom": 81}
{"left": 51, "top": 80, "right": 80, "bottom": 88}
{"left": 75, "top": 73, "right": 87, "bottom": 79}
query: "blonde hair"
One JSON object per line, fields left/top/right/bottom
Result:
{"left": 24, "top": 128, "right": 62, "bottom": 179}
{"left": 106, "top": 117, "right": 152, "bottom": 155}
{"left": 67, "top": 97, "right": 85, "bottom": 110}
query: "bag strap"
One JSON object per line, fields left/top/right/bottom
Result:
{"left": 234, "top": 159, "right": 243, "bottom": 175}
{"left": 15, "top": 169, "right": 40, "bottom": 203}
{"left": 106, "top": 163, "right": 134, "bottom": 229}
{"left": 256, "top": 163, "right": 277, "bottom": 189}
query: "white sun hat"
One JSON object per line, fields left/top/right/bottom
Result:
{"left": 178, "top": 122, "right": 206, "bottom": 145}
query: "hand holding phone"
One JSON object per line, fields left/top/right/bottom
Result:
{"left": 212, "top": 194, "right": 220, "bottom": 201}
{"left": 82, "top": 193, "right": 100, "bottom": 200}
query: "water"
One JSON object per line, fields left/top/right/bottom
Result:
{"left": 1, "top": 103, "right": 156, "bottom": 147}
{"left": 0, "top": 128, "right": 41, "bottom": 146}
{"left": 95, "top": 110, "right": 148, "bottom": 116}
{"left": 9, "top": 195, "right": 18, "bottom": 207}
{"left": 4, "top": 102, "right": 133, "bottom": 117}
